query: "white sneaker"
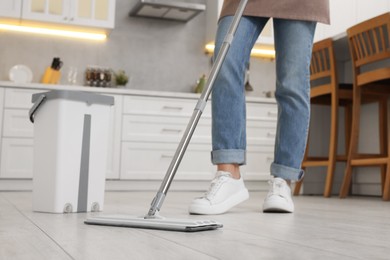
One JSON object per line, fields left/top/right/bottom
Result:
{"left": 263, "top": 177, "right": 294, "bottom": 213}
{"left": 189, "top": 171, "right": 249, "bottom": 215}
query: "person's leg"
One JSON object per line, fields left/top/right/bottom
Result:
{"left": 189, "top": 15, "right": 268, "bottom": 215}
{"left": 211, "top": 16, "right": 267, "bottom": 175}
{"left": 263, "top": 18, "right": 316, "bottom": 213}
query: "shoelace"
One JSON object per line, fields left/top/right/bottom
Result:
{"left": 203, "top": 172, "right": 231, "bottom": 200}
{"left": 268, "top": 179, "right": 285, "bottom": 197}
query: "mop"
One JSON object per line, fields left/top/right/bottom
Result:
{"left": 85, "top": 0, "right": 249, "bottom": 232}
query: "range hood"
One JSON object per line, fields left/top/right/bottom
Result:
{"left": 129, "top": 0, "right": 206, "bottom": 22}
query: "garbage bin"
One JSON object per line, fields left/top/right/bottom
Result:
{"left": 29, "top": 90, "right": 114, "bottom": 213}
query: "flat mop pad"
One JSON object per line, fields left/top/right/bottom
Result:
{"left": 85, "top": 215, "right": 223, "bottom": 232}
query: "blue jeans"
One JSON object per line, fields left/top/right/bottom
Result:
{"left": 211, "top": 16, "right": 316, "bottom": 181}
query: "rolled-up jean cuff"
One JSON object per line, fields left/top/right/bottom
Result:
{"left": 270, "top": 162, "right": 305, "bottom": 181}
{"left": 211, "top": 149, "right": 246, "bottom": 165}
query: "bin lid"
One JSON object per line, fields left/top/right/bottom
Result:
{"left": 31, "top": 90, "right": 114, "bottom": 106}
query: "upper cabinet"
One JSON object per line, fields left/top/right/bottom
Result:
{"left": 22, "top": 0, "right": 116, "bottom": 29}
{"left": 205, "top": 0, "right": 274, "bottom": 47}
{"left": 314, "top": 0, "right": 390, "bottom": 42}
{"left": 0, "top": 0, "right": 22, "bottom": 19}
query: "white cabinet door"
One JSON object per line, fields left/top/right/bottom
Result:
{"left": 105, "top": 95, "right": 122, "bottom": 179}
{"left": 2, "top": 109, "right": 33, "bottom": 138}
{"left": 0, "top": 0, "right": 22, "bottom": 18}
{"left": 0, "top": 138, "right": 34, "bottom": 178}
{"left": 205, "top": 0, "right": 274, "bottom": 46}
{"left": 22, "top": 0, "right": 70, "bottom": 24}
{"left": 257, "top": 19, "right": 274, "bottom": 45}
{"left": 22, "top": 0, "right": 115, "bottom": 29}
{"left": 120, "top": 142, "right": 214, "bottom": 180}
{"left": 72, "top": 0, "right": 115, "bottom": 28}
{"left": 0, "top": 88, "right": 4, "bottom": 147}
{"left": 5, "top": 88, "right": 43, "bottom": 109}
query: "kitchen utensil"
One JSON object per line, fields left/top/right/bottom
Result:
{"left": 9, "top": 64, "right": 33, "bottom": 83}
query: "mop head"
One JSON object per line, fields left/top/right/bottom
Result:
{"left": 84, "top": 215, "right": 223, "bottom": 232}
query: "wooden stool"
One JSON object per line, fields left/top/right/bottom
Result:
{"left": 339, "top": 13, "right": 390, "bottom": 201}
{"left": 294, "top": 38, "right": 353, "bottom": 197}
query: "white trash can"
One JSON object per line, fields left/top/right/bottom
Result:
{"left": 29, "top": 90, "right": 114, "bottom": 213}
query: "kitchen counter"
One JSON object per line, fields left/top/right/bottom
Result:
{"left": 0, "top": 81, "right": 278, "bottom": 191}
{"left": 0, "top": 81, "right": 277, "bottom": 104}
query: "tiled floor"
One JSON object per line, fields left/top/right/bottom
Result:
{"left": 1, "top": 191, "right": 389, "bottom": 260}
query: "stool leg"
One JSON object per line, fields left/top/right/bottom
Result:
{"left": 340, "top": 86, "right": 362, "bottom": 198}
{"left": 293, "top": 171, "right": 304, "bottom": 195}
{"left": 379, "top": 98, "right": 388, "bottom": 193}
{"left": 344, "top": 105, "right": 352, "bottom": 159}
{"left": 324, "top": 91, "right": 338, "bottom": 197}
{"left": 384, "top": 98, "right": 390, "bottom": 201}
{"left": 384, "top": 164, "right": 390, "bottom": 201}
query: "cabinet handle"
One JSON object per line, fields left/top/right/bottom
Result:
{"left": 267, "top": 111, "right": 278, "bottom": 117}
{"left": 267, "top": 132, "right": 276, "bottom": 138}
{"left": 162, "top": 106, "right": 183, "bottom": 112}
{"left": 161, "top": 128, "right": 182, "bottom": 134}
{"left": 161, "top": 154, "right": 174, "bottom": 159}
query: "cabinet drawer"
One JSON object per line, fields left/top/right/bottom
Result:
{"left": 0, "top": 138, "right": 34, "bottom": 178}
{"left": 120, "top": 142, "right": 214, "bottom": 180}
{"left": 0, "top": 88, "right": 4, "bottom": 139}
{"left": 242, "top": 145, "right": 275, "bottom": 180}
{"left": 5, "top": 88, "right": 43, "bottom": 109}
{"left": 123, "top": 96, "right": 211, "bottom": 117}
{"left": 247, "top": 119, "right": 277, "bottom": 144}
{"left": 120, "top": 141, "right": 274, "bottom": 181}
{"left": 246, "top": 103, "right": 278, "bottom": 120}
{"left": 122, "top": 114, "right": 211, "bottom": 143}
{"left": 2, "top": 109, "right": 33, "bottom": 137}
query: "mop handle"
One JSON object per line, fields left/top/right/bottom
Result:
{"left": 146, "top": 0, "right": 249, "bottom": 218}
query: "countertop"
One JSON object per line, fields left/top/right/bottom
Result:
{"left": 0, "top": 81, "right": 277, "bottom": 104}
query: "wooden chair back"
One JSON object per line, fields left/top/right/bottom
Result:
{"left": 309, "top": 38, "right": 338, "bottom": 98}
{"left": 347, "top": 12, "right": 390, "bottom": 85}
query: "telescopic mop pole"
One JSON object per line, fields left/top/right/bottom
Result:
{"left": 146, "top": 0, "right": 249, "bottom": 218}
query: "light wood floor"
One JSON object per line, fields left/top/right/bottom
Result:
{"left": 1, "top": 191, "right": 389, "bottom": 260}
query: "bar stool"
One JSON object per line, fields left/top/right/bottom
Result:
{"left": 294, "top": 38, "right": 353, "bottom": 197}
{"left": 339, "top": 12, "right": 390, "bottom": 200}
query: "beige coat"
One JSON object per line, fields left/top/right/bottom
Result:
{"left": 220, "top": 0, "right": 330, "bottom": 24}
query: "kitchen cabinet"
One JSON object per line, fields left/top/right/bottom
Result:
{"left": 22, "top": 0, "right": 115, "bottom": 29}
{"left": 0, "top": 88, "right": 40, "bottom": 178}
{"left": 105, "top": 94, "right": 122, "bottom": 179}
{"left": 0, "top": 89, "right": 4, "bottom": 145}
{"left": 205, "top": 0, "right": 273, "bottom": 47}
{"left": 0, "top": 86, "right": 120, "bottom": 179}
{"left": 120, "top": 95, "right": 214, "bottom": 180}
{"left": 120, "top": 95, "right": 277, "bottom": 181}
{"left": 0, "top": 0, "right": 22, "bottom": 19}
{"left": 0, "top": 83, "right": 278, "bottom": 189}
{"left": 0, "top": 138, "right": 34, "bottom": 178}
